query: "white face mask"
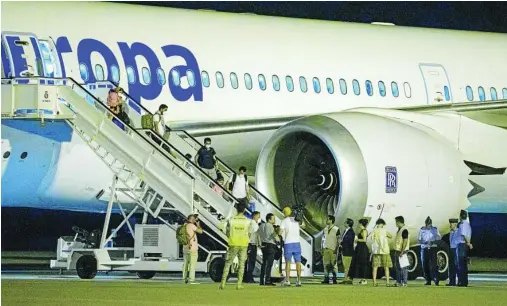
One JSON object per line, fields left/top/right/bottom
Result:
{"left": 205, "top": 144, "right": 211, "bottom": 149}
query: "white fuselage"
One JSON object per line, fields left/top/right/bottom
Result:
{"left": 1, "top": 1, "right": 506, "bottom": 215}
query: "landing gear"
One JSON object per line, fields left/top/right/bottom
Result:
{"left": 137, "top": 271, "right": 156, "bottom": 279}
{"left": 407, "top": 247, "right": 422, "bottom": 280}
{"left": 76, "top": 255, "right": 97, "bottom": 279}
{"left": 436, "top": 241, "right": 450, "bottom": 281}
{"left": 209, "top": 257, "right": 225, "bottom": 283}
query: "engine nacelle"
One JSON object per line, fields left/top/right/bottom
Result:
{"left": 256, "top": 110, "right": 472, "bottom": 240}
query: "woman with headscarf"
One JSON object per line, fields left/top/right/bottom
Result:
{"left": 348, "top": 218, "right": 369, "bottom": 285}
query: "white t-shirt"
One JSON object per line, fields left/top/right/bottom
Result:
{"left": 280, "top": 217, "right": 300, "bottom": 244}
{"left": 249, "top": 220, "right": 259, "bottom": 244}
{"left": 153, "top": 111, "right": 166, "bottom": 136}
{"left": 231, "top": 174, "right": 247, "bottom": 199}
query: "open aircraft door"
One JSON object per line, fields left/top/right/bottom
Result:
{"left": 38, "top": 38, "right": 63, "bottom": 78}
{"left": 1, "top": 32, "right": 44, "bottom": 78}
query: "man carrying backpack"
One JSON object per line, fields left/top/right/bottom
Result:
{"left": 228, "top": 166, "right": 250, "bottom": 207}
{"left": 195, "top": 137, "right": 218, "bottom": 180}
{"left": 178, "top": 214, "right": 203, "bottom": 284}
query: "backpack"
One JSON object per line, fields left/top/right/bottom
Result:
{"left": 141, "top": 114, "right": 154, "bottom": 129}
{"left": 176, "top": 223, "right": 189, "bottom": 245}
{"left": 228, "top": 173, "right": 247, "bottom": 191}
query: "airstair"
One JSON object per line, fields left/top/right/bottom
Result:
{"left": 1, "top": 77, "right": 314, "bottom": 280}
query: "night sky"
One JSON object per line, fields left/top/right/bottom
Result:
{"left": 123, "top": 1, "right": 507, "bottom": 33}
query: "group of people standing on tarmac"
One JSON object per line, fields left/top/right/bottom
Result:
{"left": 319, "top": 210, "right": 472, "bottom": 287}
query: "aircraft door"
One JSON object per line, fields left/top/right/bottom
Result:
{"left": 1, "top": 32, "right": 44, "bottom": 77}
{"left": 419, "top": 63, "right": 453, "bottom": 104}
{"left": 38, "top": 38, "right": 63, "bottom": 78}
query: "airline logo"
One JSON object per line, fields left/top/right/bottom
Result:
{"left": 1, "top": 35, "right": 204, "bottom": 109}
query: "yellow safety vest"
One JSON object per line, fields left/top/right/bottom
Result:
{"left": 228, "top": 215, "right": 251, "bottom": 247}
{"left": 395, "top": 225, "right": 410, "bottom": 251}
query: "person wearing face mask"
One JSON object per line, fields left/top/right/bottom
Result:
{"left": 418, "top": 216, "right": 441, "bottom": 286}
{"left": 228, "top": 166, "right": 250, "bottom": 208}
{"left": 195, "top": 137, "right": 217, "bottom": 180}
{"left": 153, "top": 104, "right": 168, "bottom": 140}
{"left": 320, "top": 215, "right": 340, "bottom": 284}
{"left": 244, "top": 211, "right": 261, "bottom": 283}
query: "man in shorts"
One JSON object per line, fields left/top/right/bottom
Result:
{"left": 280, "top": 207, "right": 302, "bottom": 287}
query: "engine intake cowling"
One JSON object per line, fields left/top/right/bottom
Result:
{"left": 255, "top": 111, "right": 471, "bottom": 236}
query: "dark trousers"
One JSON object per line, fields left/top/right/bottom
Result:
{"left": 245, "top": 244, "right": 257, "bottom": 282}
{"left": 448, "top": 247, "right": 457, "bottom": 285}
{"left": 394, "top": 251, "right": 408, "bottom": 285}
{"left": 260, "top": 243, "right": 276, "bottom": 284}
{"left": 457, "top": 243, "right": 469, "bottom": 286}
{"left": 421, "top": 247, "right": 438, "bottom": 284}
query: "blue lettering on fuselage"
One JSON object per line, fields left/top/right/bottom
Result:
{"left": 58, "top": 36, "right": 204, "bottom": 111}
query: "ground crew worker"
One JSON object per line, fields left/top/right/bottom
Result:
{"left": 457, "top": 210, "right": 473, "bottom": 287}
{"left": 418, "top": 216, "right": 441, "bottom": 286}
{"left": 447, "top": 218, "right": 460, "bottom": 286}
{"left": 219, "top": 202, "right": 252, "bottom": 290}
{"left": 394, "top": 216, "right": 410, "bottom": 287}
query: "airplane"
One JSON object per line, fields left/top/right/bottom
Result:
{"left": 2, "top": 1, "right": 507, "bottom": 246}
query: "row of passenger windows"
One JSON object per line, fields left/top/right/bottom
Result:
{"left": 81, "top": 63, "right": 507, "bottom": 101}
{"left": 200, "top": 71, "right": 411, "bottom": 98}
{"left": 465, "top": 86, "right": 507, "bottom": 102}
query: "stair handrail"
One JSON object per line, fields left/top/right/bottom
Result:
{"left": 95, "top": 81, "right": 313, "bottom": 240}
{"left": 65, "top": 77, "right": 244, "bottom": 211}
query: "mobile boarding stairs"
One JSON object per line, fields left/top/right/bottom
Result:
{"left": 1, "top": 77, "right": 314, "bottom": 281}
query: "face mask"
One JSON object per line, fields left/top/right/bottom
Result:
{"left": 205, "top": 144, "right": 211, "bottom": 149}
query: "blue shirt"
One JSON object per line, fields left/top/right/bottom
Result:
{"left": 449, "top": 229, "right": 460, "bottom": 249}
{"left": 457, "top": 220, "right": 472, "bottom": 244}
{"left": 418, "top": 226, "right": 441, "bottom": 249}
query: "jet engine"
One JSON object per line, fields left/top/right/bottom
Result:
{"left": 255, "top": 110, "right": 472, "bottom": 237}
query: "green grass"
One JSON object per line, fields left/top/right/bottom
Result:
{"left": 2, "top": 280, "right": 507, "bottom": 306}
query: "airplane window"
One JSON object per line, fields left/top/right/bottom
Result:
{"left": 186, "top": 70, "right": 196, "bottom": 87}
{"left": 313, "top": 77, "right": 321, "bottom": 93}
{"left": 478, "top": 86, "right": 486, "bottom": 101}
{"left": 365, "top": 80, "right": 373, "bottom": 96}
{"left": 352, "top": 79, "right": 360, "bottom": 96}
{"left": 286, "top": 76, "right": 294, "bottom": 92}
{"left": 258, "top": 74, "right": 267, "bottom": 91}
{"left": 201, "top": 70, "right": 210, "bottom": 87}
{"left": 157, "top": 68, "right": 166, "bottom": 86}
{"left": 503, "top": 88, "right": 507, "bottom": 99}
{"left": 111, "top": 65, "right": 120, "bottom": 83}
{"left": 3, "top": 151, "right": 10, "bottom": 159}
{"left": 299, "top": 76, "right": 308, "bottom": 93}
{"left": 244, "top": 73, "right": 253, "bottom": 90}
{"left": 95, "top": 65, "right": 105, "bottom": 81}
{"left": 141, "top": 67, "right": 151, "bottom": 85}
{"left": 79, "top": 63, "right": 89, "bottom": 82}
{"left": 126, "top": 66, "right": 136, "bottom": 84}
{"left": 391, "top": 81, "right": 399, "bottom": 97}
{"left": 444, "top": 86, "right": 450, "bottom": 101}
{"left": 339, "top": 79, "right": 347, "bottom": 95}
{"left": 216, "top": 71, "right": 224, "bottom": 88}
{"left": 171, "top": 69, "right": 181, "bottom": 86}
{"left": 230, "top": 72, "right": 239, "bottom": 89}
{"left": 466, "top": 86, "right": 474, "bottom": 101}
{"left": 403, "top": 82, "right": 412, "bottom": 98}
{"left": 326, "top": 78, "right": 334, "bottom": 94}
{"left": 378, "top": 81, "right": 386, "bottom": 97}
{"left": 490, "top": 87, "right": 498, "bottom": 100}
{"left": 272, "top": 75, "right": 280, "bottom": 91}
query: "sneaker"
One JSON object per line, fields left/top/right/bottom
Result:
{"left": 189, "top": 281, "right": 200, "bottom": 285}
{"left": 402, "top": 283, "right": 407, "bottom": 287}
{"left": 296, "top": 281, "right": 302, "bottom": 287}
{"left": 283, "top": 280, "right": 291, "bottom": 287}
{"left": 360, "top": 280, "right": 367, "bottom": 285}
{"left": 236, "top": 285, "right": 244, "bottom": 290}
{"left": 184, "top": 278, "right": 189, "bottom": 284}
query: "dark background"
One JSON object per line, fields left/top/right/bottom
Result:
{"left": 2, "top": 2, "right": 506, "bottom": 257}
{"left": 121, "top": 1, "right": 507, "bottom": 33}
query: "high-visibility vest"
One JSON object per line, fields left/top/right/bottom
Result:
{"left": 395, "top": 225, "right": 410, "bottom": 251}
{"left": 228, "top": 215, "right": 251, "bottom": 247}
